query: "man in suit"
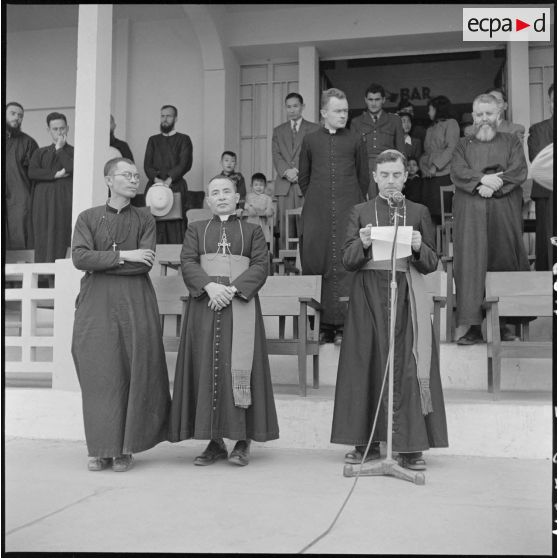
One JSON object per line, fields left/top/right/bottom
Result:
{"left": 350, "top": 83, "right": 406, "bottom": 198}
{"left": 272, "top": 93, "right": 320, "bottom": 249}
{"left": 528, "top": 83, "right": 554, "bottom": 271}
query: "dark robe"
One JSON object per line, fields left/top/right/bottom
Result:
{"left": 402, "top": 174, "right": 423, "bottom": 204}
{"left": 71, "top": 203, "right": 170, "bottom": 458}
{"left": 5, "top": 129, "right": 38, "bottom": 249}
{"left": 298, "top": 127, "right": 369, "bottom": 329}
{"left": 28, "top": 143, "right": 74, "bottom": 262}
{"left": 527, "top": 118, "right": 554, "bottom": 271}
{"left": 110, "top": 133, "right": 134, "bottom": 161}
{"left": 169, "top": 215, "right": 279, "bottom": 442}
{"left": 450, "top": 132, "right": 529, "bottom": 326}
{"left": 144, "top": 132, "right": 193, "bottom": 244}
{"left": 331, "top": 197, "right": 448, "bottom": 452}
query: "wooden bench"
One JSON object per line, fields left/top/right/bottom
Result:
{"left": 154, "top": 244, "right": 182, "bottom": 276}
{"left": 150, "top": 274, "right": 188, "bottom": 351}
{"left": 483, "top": 271, "right": 553, "bottom": 397}
{"left": 259, "top": 275, "right": 322, "bottom": 396}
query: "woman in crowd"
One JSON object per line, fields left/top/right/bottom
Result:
{"left": 419, "top": 96, "right": 460, "bottom": 225}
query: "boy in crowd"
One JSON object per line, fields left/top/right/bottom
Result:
{"left": 402, "top": 157, "right": 423, "bottom": 204}
{"left": 219, "top": 151, "right": 246, "bottom": 209}
{"left": 243, "top": 172, "right": 275, "bottom": 244}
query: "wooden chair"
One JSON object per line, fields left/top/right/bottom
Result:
{"left": 150, "top": 274, "right": 189, "bottom": 352}
{"left": 483, "top": 271, "right": 553, "bottom": 397}
{"left": 154, "top": 244, "right": 182, "bottom": 276}
{"left": 258, "top": 275, "right": 322, "bottom": 396}
{"left": 285, "top": 207, "right": 302, "bottom": 250}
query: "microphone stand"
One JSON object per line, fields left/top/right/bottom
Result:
{"left": 344, "top": 196, "right": 425, "bottom": 485}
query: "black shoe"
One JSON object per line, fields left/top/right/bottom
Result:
{"left": 228, "top": 440, "right": 251, "bottom": 466}
{"left": 456, "top": 326, "right": 482, "bottom": 345}
{"left": 333, "top": 331, "right": 343, "bottom": 346}
{"left": 319, "top": 331, "right": 334, "bottom": 344}
{"left": 194, "top": 439, "right": 228, "bottom": 466}
{"left": 344, "top": 444, "right": 380, "bottom": 464}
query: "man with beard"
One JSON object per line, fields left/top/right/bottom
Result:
{"left": 450, "top": 93, "right": 529, "bottom": 345}
{"left": 143, "top": 105, "right": 193, "bottom": 243}
{"left": 6, "top": 102, "right": 38, "bottom": 250}
{"left": 298, "top": 88, "right": 369, "bottom": 345}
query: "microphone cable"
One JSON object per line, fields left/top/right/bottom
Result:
{"left": 298, "top": 340, "right": 394, "bottom": 554}
{"left": 299, "top": 213, "right": 401, "bottom": 554}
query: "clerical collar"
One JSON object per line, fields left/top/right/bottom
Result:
{"left": 324, "top": 126, "right": 338, "bottom": 135}
{"left": 161, "top": 130, "right": 177, "bottom": 137}
{"left": 106, "top": 200, "right": 131, "bottom": 214}
{"left": 212, "top": 213, "right": 237, "bottom": 222}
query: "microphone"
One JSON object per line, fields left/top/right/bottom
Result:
{"left": 388, "top": 190, "right": 405, "bottom": 207}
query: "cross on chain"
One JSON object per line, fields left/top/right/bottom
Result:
{"left": 217, "top": 229, "right": 231, "bottom": 255}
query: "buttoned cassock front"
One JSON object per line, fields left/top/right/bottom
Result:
{"left": 298, "top": 127, "right": 368, "bottom": 328}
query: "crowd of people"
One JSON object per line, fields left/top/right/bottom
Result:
{"left": 5, "top": 80, "right": 553, "bottom": 473}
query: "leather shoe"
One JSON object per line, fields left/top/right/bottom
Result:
{"left": 228, "top": 440, "right": 251, "bottom": 466}
{"left": 112, "top": 454, "right": 133, "bottom": 472}
{"left": 456, "top": 326, "right": 482, "bottom": 345}
{"left": 194, "top": 439, "right": 228, "bottom": 466}
{"left": 88, "top": 457, "right": 112, "bottom": 471}
{"left": 333, "top": 331, "right": 343, "bottom": 346}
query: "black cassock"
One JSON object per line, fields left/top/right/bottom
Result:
{"left": 144, "top": 132, "right": 193, "bottom": 244}
{"left": 71, "top": 204, "right": 170, "bottom": 457}
{"left": 6, "top": 130, "right": 38, "bottom": 250}
{"left": 298, "top": 127, "right": 368, "bottom": 329}
{"left": 450, "top": 133, "right": 529, "bottom": 326}
{"left": 28, "top": 143, "right": 74, "bottom": 262}
{"left": 169, "top": 215, "right": 279, "bottom": 442}
{"left": 331, "top": 197, "right": 448, "bottom": 453}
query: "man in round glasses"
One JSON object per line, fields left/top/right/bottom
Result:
{"left": 71, "top": 157, "right": 171, "bottom": 473}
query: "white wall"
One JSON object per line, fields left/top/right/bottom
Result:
{"left": 126, "top": 17, "right": 204, "bottom": 192}
{"left": 6, "top": 15, "right": 205, "bottom": 193}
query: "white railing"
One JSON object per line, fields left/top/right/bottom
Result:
{"left": 5, "top": 263, "right": 57, "bottom": 386}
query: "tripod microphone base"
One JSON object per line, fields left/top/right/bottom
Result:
{"left": 343, "top": 458, "right": 425, "bottom": 485}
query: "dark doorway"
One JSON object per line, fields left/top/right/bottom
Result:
{"left": 320, "top": 49, "right": 506, "bottom": 132}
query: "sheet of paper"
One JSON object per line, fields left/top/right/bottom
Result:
{"left": 370, "top": 226, "right": 413, "bottom": 261}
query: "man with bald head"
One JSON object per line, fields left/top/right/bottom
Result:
{"left": 169, "top": 176, "right": 279, "bottom": 467}
{"left": 450, "top": 93, "right": 529, "bottom": 345}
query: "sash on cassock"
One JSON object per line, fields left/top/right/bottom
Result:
{"left": 361, "top": 257, "right": 434, "bottom": 415}
{"left": 200, "top": 254, "right": 254, "bottom": 409}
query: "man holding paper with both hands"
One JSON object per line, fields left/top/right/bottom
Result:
{"left": 330, "top": 149, "right": 448, "bottom": 471}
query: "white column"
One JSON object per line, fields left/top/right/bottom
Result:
{"left": 298, "top": 46, "right": 320, "bottom": 123}
{"left": 112, "top": 18, "right": 130, "bottom": 136}
{"left": 507, "top": 42, "right": 530, "bottom": 141}
{"left": 72, "top": 4, "right": 113, "bottom": 226}
{"left": 54, "top": 4, "right": 113, "bottom": 391}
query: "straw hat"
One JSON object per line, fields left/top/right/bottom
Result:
{"left": 145, "top": 183, "right": 174, "bottom": 217}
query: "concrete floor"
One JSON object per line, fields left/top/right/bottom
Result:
{"left": 5, "top": 437, "right": 552, "bottom": 555}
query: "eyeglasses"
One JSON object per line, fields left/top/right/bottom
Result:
{"left": 113, "top": 172, "right": 140, "bottom": 181}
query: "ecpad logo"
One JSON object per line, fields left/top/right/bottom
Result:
{"left": 463, "top": 8, "right": 550, "bottom": 41}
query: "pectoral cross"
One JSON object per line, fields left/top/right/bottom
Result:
{"left": 217, "top": 229, "right": 230, "bottom": 256}
{"left": 112, "top": 242, "right": 117, "bottom": 251}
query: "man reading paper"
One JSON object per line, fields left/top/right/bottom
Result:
{"left": 330, "top": 149, "right": 448, "bottom": 471}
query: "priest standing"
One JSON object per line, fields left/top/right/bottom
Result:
{"left": 28, "top": 112, "right": 73, "bottom": 262}
{"left": 71, "top": 157, "right": 171, "bottom": 472}
{"left": 330, "top": 149, "right": 448, "bottom": 471}
{"left": 144, "top": 104, "right": 193, "bottom": 244}
{"left": 298, "top": 88, "right": 369, "bottom": 345}
{"left": 169, "top": 176, "right": 279, "bottom": 467}
{"left": 5, "top": 102, "right": 38, "bottom": 250}
{"left": 450, "top": 93, "right": 529, "bottom": 345}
